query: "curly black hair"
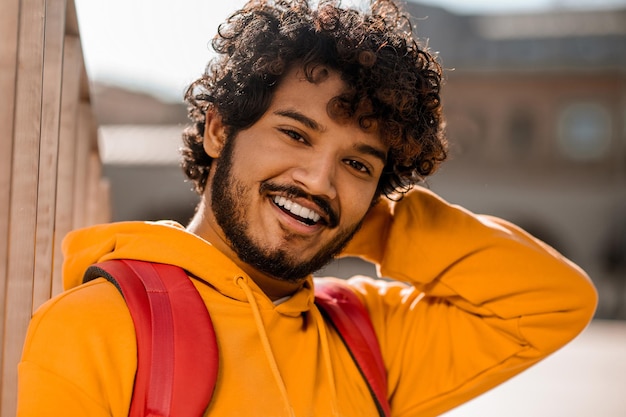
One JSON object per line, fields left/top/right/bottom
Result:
{"left": 182, "top": 0, "right": 447, "bottom": 199}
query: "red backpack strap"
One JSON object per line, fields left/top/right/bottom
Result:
{"left": 314, "top": 279, "right": 390, "bottom": 417}
{"left": 84, "top": 259, "right": 219, "bottom": 417}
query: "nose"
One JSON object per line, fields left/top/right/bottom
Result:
{"left": 291, "top": 154, "right": 337, "bottom": 200}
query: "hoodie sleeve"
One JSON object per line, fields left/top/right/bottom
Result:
{"left": 341, "top": 186, "right": 597, "bottom": 417}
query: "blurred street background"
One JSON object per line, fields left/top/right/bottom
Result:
{"left": 75, "top": 0, "right": 626, "bottom": 415}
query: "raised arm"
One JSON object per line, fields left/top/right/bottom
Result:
{"left": 341, "top": 187, "right": 597, "bottom": 416}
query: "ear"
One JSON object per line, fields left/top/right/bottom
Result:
{"left": 203, "top": 110, "right": 227, "bottom": 158}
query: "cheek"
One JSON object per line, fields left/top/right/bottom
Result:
{"left": 235, "top": 140, "right": 295, "bottom": 177}
{"left": 339, "top": 184, "right": 377, "bottom": 224}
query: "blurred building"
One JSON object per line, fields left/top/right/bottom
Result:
{"left": 405, "top": 3, "right": 626, "bottom": 319}
{"left": 95, "top": 2, "right": 626, "bottom": 318}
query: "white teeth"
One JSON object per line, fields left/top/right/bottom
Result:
{"left": 273, "top": 196, "right": 322, "bottom": 223}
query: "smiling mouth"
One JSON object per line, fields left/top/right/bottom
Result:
{"left": 273, "top": 196, "right": 322, "bottom": 226}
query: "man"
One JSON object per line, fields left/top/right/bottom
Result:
{"left": 18, "top": 0, "right": 597, "bottom": 416}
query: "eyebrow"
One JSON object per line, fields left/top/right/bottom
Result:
{"left": 275, "top": 108, "right": 387, "bottom": 165}
{"left": 354, "top": 143, "right": 388, "bottom": 166}
{"left": 274, "top": 109, "right": 324, "bottom": 132}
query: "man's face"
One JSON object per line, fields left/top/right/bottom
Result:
{"left": 207, "top": 67, "right": 388, "bottom": 283}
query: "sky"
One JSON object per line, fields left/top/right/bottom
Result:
{"left": 74, "top": 0, "right": 626, "bottom": 102}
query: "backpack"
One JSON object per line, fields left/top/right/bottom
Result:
{"left": 84, "top": 259, "right": 390, "bottom": 417}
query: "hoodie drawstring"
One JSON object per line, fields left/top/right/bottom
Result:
{"left": 236, "top": 277, "right": 296, "bottom": 417}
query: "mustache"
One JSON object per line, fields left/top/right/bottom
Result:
{"left": 260, "top": 182, "right": 339, "bottom": 228}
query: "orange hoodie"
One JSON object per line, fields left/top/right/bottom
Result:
{"left": 18, "top": 187, "right": 597, "bottom": 416}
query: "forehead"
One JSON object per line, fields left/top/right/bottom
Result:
{"left": 272, "top": 66, "right": 346, "bottom": 110}
{"left": 271, "top": 66, "right": 384, "bottom": 139}
{"left": 264, "top": 67, "right": 388, "bottom": 163}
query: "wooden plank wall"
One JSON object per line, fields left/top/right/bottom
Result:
{"left": 0, "top": 0, "right": 109, "bottom": 414}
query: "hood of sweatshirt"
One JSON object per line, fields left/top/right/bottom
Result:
{"left": 62, "top": 220, "right": 316, "bottom": 317}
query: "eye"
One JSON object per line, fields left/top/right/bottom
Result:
{"left": 279, "top": 128, "right": 307, "bottom": 144}
{"left": 344, "top": 159, "right": 371, "bottom": 175}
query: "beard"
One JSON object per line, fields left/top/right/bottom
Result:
{"left": 210, "top": 137, "right": 363, "bottom": 283}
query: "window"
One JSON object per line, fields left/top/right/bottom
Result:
{"left": 509, "top": 109, "right": 534, "bottom": 158}
{"left": 557, "top": 102, "right": 611, "bottom": 161}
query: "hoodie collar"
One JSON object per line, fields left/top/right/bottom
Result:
{"left": 63, "top": 220, "right": 315, "bottom": 316}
